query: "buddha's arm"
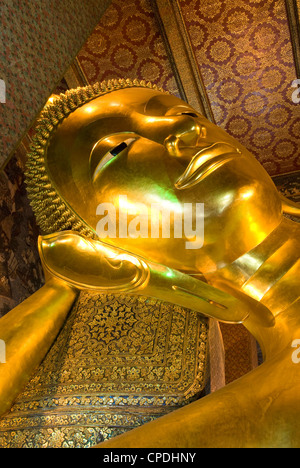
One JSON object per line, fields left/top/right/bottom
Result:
{"left": 0, "top": 278, "right": 78, "bottom": 417}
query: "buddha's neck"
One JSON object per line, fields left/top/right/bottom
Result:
{"left": 206, "top": 217, "right": 300, "bottom": 361}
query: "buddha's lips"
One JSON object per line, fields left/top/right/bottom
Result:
{"left": 175, "top": 142, "right": 241, "bottom": 190}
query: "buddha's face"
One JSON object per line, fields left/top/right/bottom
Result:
{"left": 47, "top": 87, "right": 282, "bottom": 274}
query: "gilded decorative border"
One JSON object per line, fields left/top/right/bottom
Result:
{"left": 64, "top": 58, "right": 90, "bottom": 88}
{"left": 0, "top": 293, "right": 209, "bottom": 447}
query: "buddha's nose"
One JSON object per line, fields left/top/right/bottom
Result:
{"left": 163, "top": 115, "right": 206, "bottom": 161}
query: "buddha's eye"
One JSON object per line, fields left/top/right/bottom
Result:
{"left": 165, "top": 106, "right": 200, "bottom": 118}
{"left": 92, "top": 137, "right": 136, "bottom": 181}
{"left": 180, "top": 112, "right": 198, "bottom": 118}
{"left": 110, "top": 141, "right": 129, "bottom": 156}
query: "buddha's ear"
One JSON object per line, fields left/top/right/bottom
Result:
{"left": 280, "top": 193, "right": 300, "bottom": 218}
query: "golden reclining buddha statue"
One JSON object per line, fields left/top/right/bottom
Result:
{"left": 0, "top": 79, "right": 299, "bottom": 448}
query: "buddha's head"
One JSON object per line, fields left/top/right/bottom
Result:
{"left": 26, "top": 80, "right": 283, "bottom": 274}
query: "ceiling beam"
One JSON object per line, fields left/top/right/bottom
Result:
{"left": 285, "top": 0, "right": 300, "bottom": 78}
{"left": 152, "top": 0, "right": 215, "bottom": 122}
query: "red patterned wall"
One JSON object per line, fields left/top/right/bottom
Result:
{"left": 179, "top": 0, "right": 300, "bottom": 175}
{"left": 77, "top": 0, "right": 179, "bottom": 95}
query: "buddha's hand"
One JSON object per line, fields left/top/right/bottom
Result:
{"left": 38, "top": 231, "right": 275, "bottom": 326}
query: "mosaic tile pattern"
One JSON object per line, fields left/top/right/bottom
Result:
{"left": 220, "top": 323, "right": 258, "bottom": 384}
{"left": 0, "top": 152, "right": 44, "bottom": 318}
{"left": 273, "top": 170, "right": 300, "bottom": 202}
{"left": 0, "top": 0, "right": 111, "bottom": 166}
{"left": 0, "top": 293, "right": 209, "bottom": 448}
